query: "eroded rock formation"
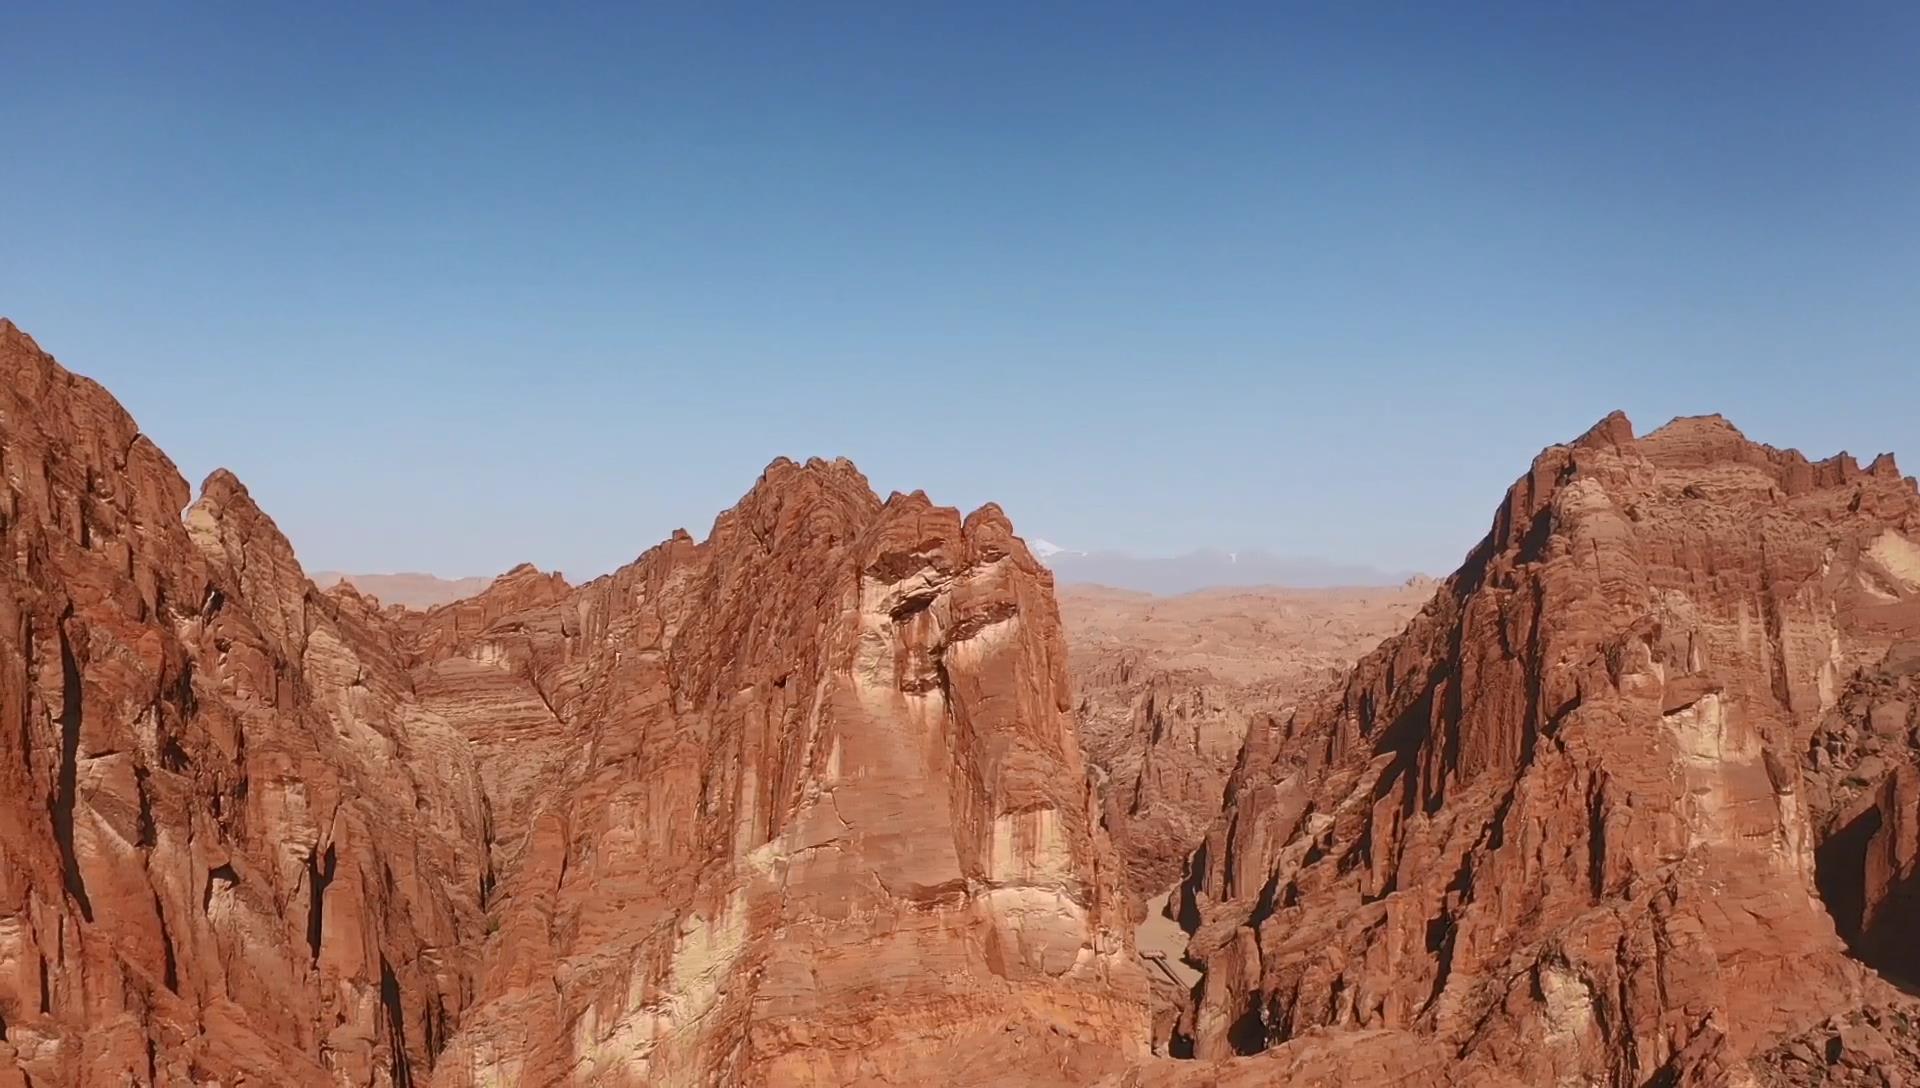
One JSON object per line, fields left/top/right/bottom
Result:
{"left": 0, "top": 321, "right": 1147, "bottom": 1086}
{"left": 0, "top": 319, "right": 490, "bottom": 1085}
{"left": 1163, "top": 412, "right": 1920, "bottom": 1085}
{"left": 13, "top": 315, "right": 1920, "bottom": 1088}
{"left": 417, "top": 461, "right": 1148, "bottom": 1086}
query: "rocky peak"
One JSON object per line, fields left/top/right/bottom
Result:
{"left": 1, "top": 325, "right": 1149, "bottom": 1086}
{"left": 1165, "top": 411, "right": 1920, "bottom": 1085}
{"left": 412, "top": 453, "right": 1148, "bottom": 1085}
{"left": 0, "top": 321, "right": 490, "bottom": 1086}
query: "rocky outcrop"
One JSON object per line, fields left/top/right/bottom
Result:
{"left": 17, "top": 312, "right": 1920, "bottom": 1088}
{"left": 0, "top": 320, "right": 1148, "bottom": 1086}
{"left": 423, "top": 463, "right": 1149, "bottom": 1087}
{"left": 0, "top": 318, "right": 490, "bottom": 1085}
{"left": 1169, "top": 413, "right": 1920, "bottom": 1085}
{"left": 1078, "top": 662, "right": 1264, "bottom": 899}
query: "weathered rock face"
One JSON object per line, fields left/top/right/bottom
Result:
{"left": 421, "top": 461, "right": 1148, "bottom": 1087}
{"left": 0, "top": 319, "right": 491, "bottom": 1085}
{"left": 1171, "top": 413, "right": 1920, "bottom": 1085}
{"left": 0, "top": 321, "right": 1148, "bottom": 1085}
{"left": 20, "top": 314, "right": 1920, "bottom": 1088}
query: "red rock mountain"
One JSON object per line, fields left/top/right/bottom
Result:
{"left": 402, "top": 461, "right": 1149, "bottom": 1086}
{"left": 0, "top": 321, "right": 1145, "bottom": 1086}
{"left": 9, "top": 317, "right": 1920, "bottom": 1088}
{"left": 0, "top": 321, "right": 494, "bottom": 1085}
{"left": 1139, "top": 412, "right": 1920, "bottom": 1086}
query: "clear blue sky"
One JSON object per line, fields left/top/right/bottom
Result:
{"left": 6, "top": 3, "right": 1918, "bottom": 580}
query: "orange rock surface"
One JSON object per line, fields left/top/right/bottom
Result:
{"left": 9, "top": 318, "right": 1920, "bottom": 1088}
{"left": 0, "top": 321, "right": 1146, "bottom": 1086}
{"left": 0, "top": 319, "right": 491, "bottom": 1085}
{"left": 1165, "top": 413, "right": 1920, "bottom": 1085}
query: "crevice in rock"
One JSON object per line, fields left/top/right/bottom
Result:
{"left": 380, "top": 955, "right": 414, "bottom": 1088}
{"left": 425, "top": 990, "right": 449, "bottom": 1061}
{"left": 1816, "top": 800, "right": 1920, "bottom": 985}
{"left": 1586, "top": 772, "right": 1609, "bottom": 901}
{"left": 888, "top": 592, "right": 937, "bottom": 622}
{"left": 135, "top": 764, "right": 155, "bottom": 848}
{"left": 160, "top": 735, "right": 190, "bottom": 773}
{"left": 17, "top": 613, "right": 32, "bottom": 773}
{"left": 173, "top": 656, "right": 196, "bottom": 716}
{"left": 156, "top": 892, "right": 178, "bottom": 992}
{"left": 54, "top": 615, "right": 93, "bottom": 922}
{"left": 478, "top": 796, "right": 497, "bottom": 908}
{"left": 1226, "top": 994, "right": 1266, "bottom": 1055}
{"left": 204, "top": 863, "right": 238, "bottom": 910}
{"left": 38, "top": 958, "right": 49, "bottom": 1014}
{"left": 305, "top": 843, "right": 336, "bottom": 962}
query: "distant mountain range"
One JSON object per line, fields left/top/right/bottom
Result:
{"left": 314, "top": 544, "right": 1414, "bottom": 607}
{"left": 1026, "top": 542, "right": 1413, "bottom": 594}
{"left": 311, "top": 570, "right": 493, "bottom": 609}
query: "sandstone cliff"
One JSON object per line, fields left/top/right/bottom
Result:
{"left": 14, "top": 316, "right": 1920, "bottom": 1088}
{"left": 0, "top": 319, "right": 491, "bottom": 1085}
{"left": 415, "top": 462, "right": 1148, "bottom": 1087}
{"left": 1158, "top": 412, "right": 1920, "bottom": 1086}
{"left": 0, "top": 321, "right": 1148, "bottom": 1086}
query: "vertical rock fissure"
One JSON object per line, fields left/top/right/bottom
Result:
{"left": 305, "top": 843, "right": 336, "bottom": 962}
{"left": 380, "top": 955, "right": 414, "bottom": 1088}
{"left": 156, "top": 891, "right": 178, "bottom": 992}
{"left": 17, "top": 612, "right": 32, "bottom": 773}
{"left": 54, "top": 616, "right": 92, "bottom": 922}
{"left": 478, "top": 796, "right": 496, "bottom": 907}
{"left": 134, "top": 764, "right": 155, "bottom": 848}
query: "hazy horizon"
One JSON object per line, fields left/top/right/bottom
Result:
{"left": 8, "top": 4, "right": 1917, "bottom": 579}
